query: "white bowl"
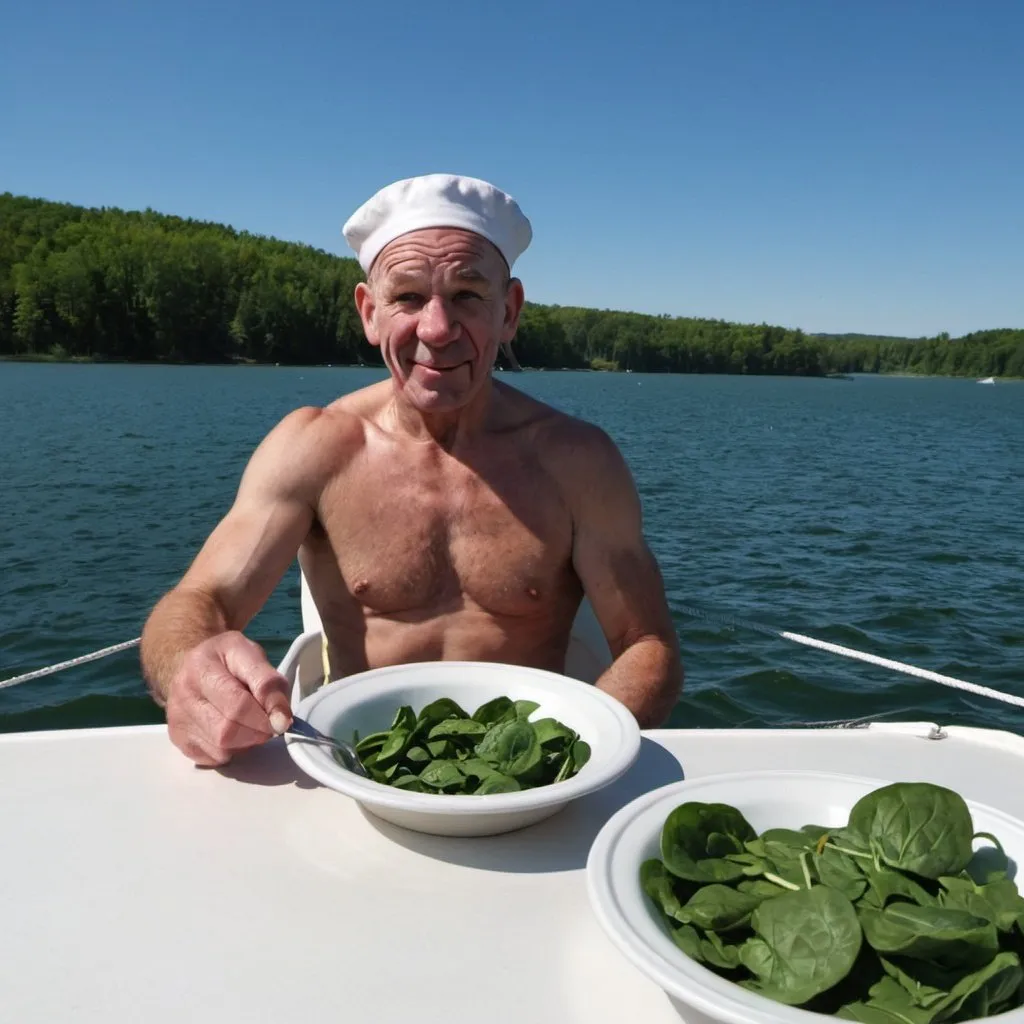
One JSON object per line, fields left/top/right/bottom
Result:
{"left": 586, "top": 771, "right": 1024, "bottom": 1024}
{"left": 285, "top": 660, "right": 641, "bottom": 837}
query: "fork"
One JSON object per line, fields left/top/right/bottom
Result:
{"left": 285, "top": 715, "right": 369, "bottom": 777}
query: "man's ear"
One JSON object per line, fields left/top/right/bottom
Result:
{"left": 501, "top": 277, "right": 525, "bottom": 341}
{"left": 354, "top": 281, "right": 379, "bottom": 347}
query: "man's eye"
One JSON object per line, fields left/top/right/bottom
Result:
{"left": 454, "top": 291, "right": 483, "bottom": 301}
{"left": 395, "top": 293, "right": 422, "bottom": 303}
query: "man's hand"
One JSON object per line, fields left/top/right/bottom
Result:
{"left": 165, "top": 632, "right": 293, "bottom": 766}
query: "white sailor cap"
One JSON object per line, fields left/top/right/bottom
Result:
{"left": 342, "top": 173, "right": 533, "bottom": 273}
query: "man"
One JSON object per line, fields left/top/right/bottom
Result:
{"left": 141, "top": 174, "right": 682, "bottom": 766}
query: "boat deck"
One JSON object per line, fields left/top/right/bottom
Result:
{"left": 3, "top": 721, "right": 1023, "bottom": 1023}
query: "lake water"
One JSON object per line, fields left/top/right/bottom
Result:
{"left": 1, "top": 364, "right": 1021, "bottom": 735}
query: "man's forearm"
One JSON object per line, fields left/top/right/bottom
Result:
{"left": 139, "top": 587, "right": 228, "bottom": 706}
{"left": 595, "top": 636, "right": 682, "bottom": 728}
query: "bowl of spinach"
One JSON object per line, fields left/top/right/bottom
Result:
{"left": 586, "top": 771, "right": 1024, "bottom": 1024}
{"left": 285, "top": 660, "right": 641, "bottom": 837}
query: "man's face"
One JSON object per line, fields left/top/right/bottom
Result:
{"left": 355, "top": 228, "right": 524, "bottom": 412}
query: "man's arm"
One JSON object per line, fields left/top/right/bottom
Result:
{"left": 563, "top": 424, "right": 682, "bottom": 727}
{"left": 140, "top": 406, "right": 337, "bottom": 764}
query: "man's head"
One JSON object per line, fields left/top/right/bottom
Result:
{"left": 344, "top": 175, "right": 530, "bottom": 414}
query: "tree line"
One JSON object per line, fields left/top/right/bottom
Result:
{"left": 2, "top": 193, "right": 1021, "bottom": 378}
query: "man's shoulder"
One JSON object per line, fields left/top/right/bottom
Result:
{"left": 529, "top": 401, "right": 622, "bottom": 470}
{"left": 324, "top": 378, "right": 393, "bottom": 421}
{"left": 271, "top": 402, "right": 366, "bottom": 450}
{"left": 495, "top": 380, "right": 614, "bottom": 449}
{"left": 275, "top": 379, "right": 392, "bottom": 448}
{"left": 255, "top": 396, "right": 372, "bottom": 486}
{"left": 493, "top": 382, "right": 627, "bottom": 488}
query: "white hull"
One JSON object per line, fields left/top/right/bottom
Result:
{"left": 2, "top": 718, "right": 1023, "bottom": 1022}
{"left": 2, "top": 580, "right": 1021, "bottom": 1021}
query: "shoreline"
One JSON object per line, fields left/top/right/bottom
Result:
{"left": 1, "top": 354, "right": 1018, "bottom": 381}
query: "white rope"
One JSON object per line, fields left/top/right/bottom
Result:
{"left": 0, "top": 638, "right": 140, "bottom": 691}
{"left": 678, "top": 603, "right": 1024, "bottom": 711}
{"left": 0, "top": 605, "right": 1019, "bottom": 715}
{"left": 778, "top": 630, "right": 1024, "bottom": 710}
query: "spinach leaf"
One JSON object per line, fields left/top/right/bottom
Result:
{"left": 837, "top": 975, "right": 937, "bottom": 1023}
{"left": 706, "top": 832, "right": 746, "bottom": 858}
{"left": 475, "top": 773, "right": 521, "bottom": 794}
{"left": 669, "top": 923, "right": 744, "bottom": 973}
{"left": 476, "top": 720, "right": 542, "bottom": 777}
{"left": 877, "top": 957, "right": 950, "bottom": 1012}
{"left": 700, "top": 929, "right": 745, "bottom": 971}
{"left": 816, "top": 845, "right": 870, "bottom": 902}
{"left": 413, "top": 697, "right": 467, "bottom": 730}
{"left": 532, "top": 718, "right": 577, "bottom": 747}
{"left": 929, "top": 951, "right": 1022, "bottom": 1022}
{"left": 762, "top": 840, "right": 818, "bottom": 890}
{"left": 849, "top": 783, "right": 974, "bottom": 880}
{"left": 861, "top": 866, "right": 938, "bottom": 911}
{"left": 761, "top": 828, "right": 821, "bottom": 851}
{"left": 739, "top": 885, "right": 862, "bottom": 1005}
{"left": 939, "top": 876, "right": 1024, "bottom": 933}
{"left": 418, "top": 760, "right": 466, "bottom": 791}
{"left": 859, "top": 904, "right": 999, "bottom": 970}
{"left": 513, "top": 699, "right": 540, "bottom": 720}
{"left": 670, "top": 923, "right": 704, "bottom": 961}
{"left": 471, "top": 696, "right": 515, "bottom": 726}
{"left": 676, "top": 884, "right": 767, "bottom": 932}
{"left": 353, "top": 730, "right": 390, "bottom": 758}
{"left": 660, "top": 802, "right": 758, "bottom": 883}
{"left": 571, "top": 739, "right": 591, "bottom": 770}
{"left": 738, "top": 879, "right": 791, "bottom": 899}
{"left": 373, "top": 726, "right": 413, "bottom": 770}
{"left": 426, "top": 718, "right": 488, "bottom": 743}
{"left": 640, "top": 859, "right": 686, "bottom": 921}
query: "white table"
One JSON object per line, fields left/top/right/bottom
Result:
{"left": 3, "top": 721, "right": 1023, "bottom": 1023}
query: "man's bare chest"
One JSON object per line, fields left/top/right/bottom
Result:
{"left": 313, "top": 447, "right": 577, "bottom": 618}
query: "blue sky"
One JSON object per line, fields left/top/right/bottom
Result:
{"left": 3, "top": 0, "right": 1021, "bottom": 337}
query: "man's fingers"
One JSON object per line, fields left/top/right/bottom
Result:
{"left": 179, "top": 736, "right": 228, "bottom": 767}
{"left": 194, "top": 693, "right": 273, "bottom": 753}
{"left": 222, "top": 641, "right": 292, "bottom": 734}
{"left": 199, "top": 665, "right": 275, "bottom": 738}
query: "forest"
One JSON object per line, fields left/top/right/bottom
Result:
{"left": 2, "top": 193, "right": 1021, "bottom": 378}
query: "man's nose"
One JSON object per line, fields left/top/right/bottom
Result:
{"left": 417, "top": 296, "right": 459, "bottom": 346}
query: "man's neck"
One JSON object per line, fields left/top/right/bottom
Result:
{"left": 387, "top": 377, "right": 496, "bottom": 451}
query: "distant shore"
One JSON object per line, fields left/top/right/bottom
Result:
{"left": 2, "top": 353, "right": 1019, "bottom": 381}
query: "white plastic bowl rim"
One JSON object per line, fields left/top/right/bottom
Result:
{"left": 586, "top": 769, "right": 1024, "bottom": 1024}
{"left": 285, "top": 660, "right": 642, "bottom": 816}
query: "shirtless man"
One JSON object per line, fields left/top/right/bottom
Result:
{"left": 140, "top": 174, "right": 682, "bottom": 766}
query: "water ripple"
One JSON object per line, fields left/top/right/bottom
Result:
{"left": 1, "top": 366, "right": 1022, "bottom": 736}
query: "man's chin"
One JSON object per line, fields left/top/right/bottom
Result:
{"left": 400, "top": 378, "right": 475, "bottom": 412}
